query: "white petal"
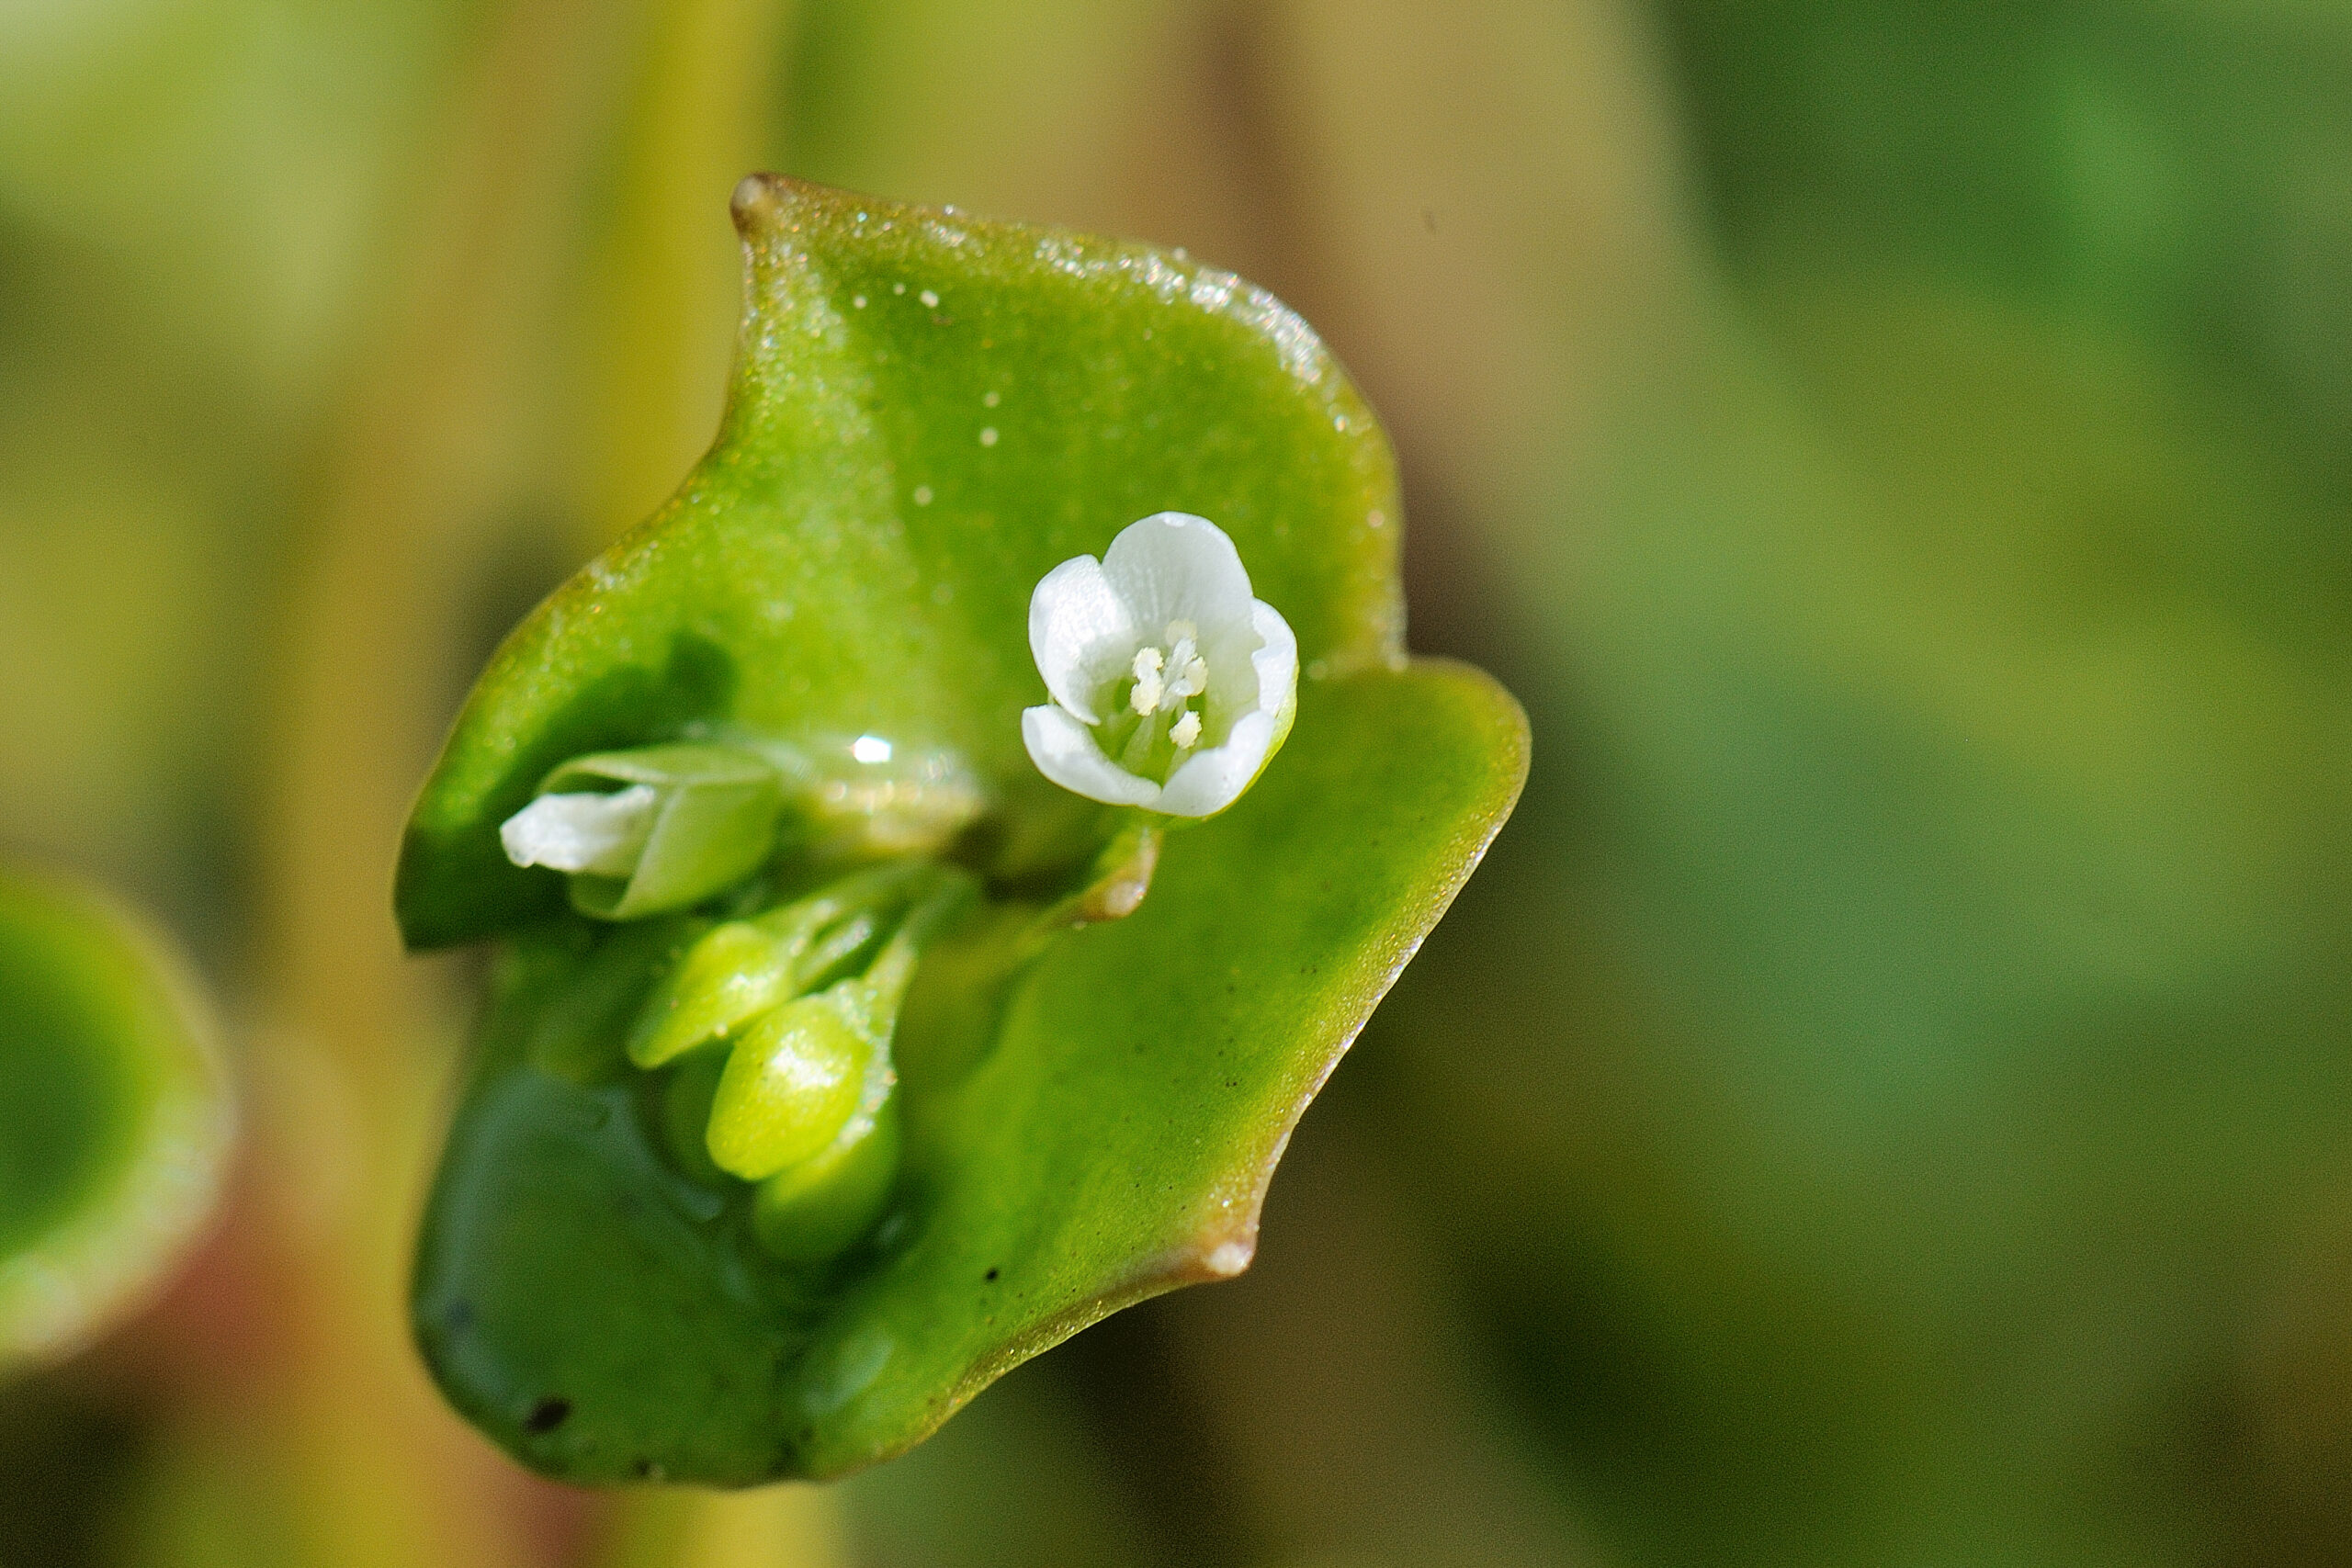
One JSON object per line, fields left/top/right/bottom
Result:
{"left": 1101, "top": 513, "right": 1254, "bottom": 634}
{"left": 501, "top": 785, "right": 660, "bottom": 874}
{"left": 1247, "top": 599, "right": 1297, "bottom": 715}
{"left": 1022, "top": 705, "right": 1159, "bottom": 807}
{"left": 1154, "top": 710, "right": 1276, "bottom": 818}
{"left": 1195, "top": 612, "right": 1260, "bottom": 732}
{"left": 1028, "top": 554, "right": 1132, "bottom": 725}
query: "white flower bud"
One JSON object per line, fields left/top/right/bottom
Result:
{"left": 499, "top": 786, "right": 660, "bottom": 876}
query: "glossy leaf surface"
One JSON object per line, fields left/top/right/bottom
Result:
{"left": 415, "top": 662, "right": 1523, "bottom": 1483}
{"left": 398, "top": 175, "right": 1403, "bottom": 950}
{"left": 0, "top": 868, "right": 232, "bottom": 1371}
{"left": 400, "top": 177, "right": 1523, "bottom": 1484}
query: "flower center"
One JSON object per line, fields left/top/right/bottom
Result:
{"left": 1125, "top": 621, "right": 1208, "bottom": 756}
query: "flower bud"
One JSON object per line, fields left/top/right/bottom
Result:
{"left": 751, "top": 1099, "right": 903, "bottom": 1263}
{"left": 706, "top": 996, "right": 871, "bottom": 1181}
{"left": 626, "top": 919, "right": 799, "bottom": 1070}
{"left": 503, "top": 744, "right": 785, "bottom": 920}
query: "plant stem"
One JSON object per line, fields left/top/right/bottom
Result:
{"left": 593, "top": 1487, "right": 853, "bottom": 1568}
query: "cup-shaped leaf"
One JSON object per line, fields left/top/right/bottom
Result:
{"left": 401, "top": 177, "right": 1525, "bottom": 1484}
{"left": 0, "top": 867, "right": 232, "bottom": 1371}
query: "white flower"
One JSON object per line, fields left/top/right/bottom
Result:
{"left": 1022, "top": 513, "right": 1297, "bottom": 817}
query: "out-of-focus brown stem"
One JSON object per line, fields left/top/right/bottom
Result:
{"left": 594, "top": 1487, "right": 852, "bottom": 1568}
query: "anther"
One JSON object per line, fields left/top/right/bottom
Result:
{"left": 1129, "top": 647, "right": 1165, "bottom": 716}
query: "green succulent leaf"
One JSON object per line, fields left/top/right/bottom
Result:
{"left": 397, "top": 175, "right": 1405, "bottom": 949}
{"left": 400, "top": 177, "right": 1524, "bottom": 1484}
{"left": 0, "top": 867, "right": 233, "bottom": 1372}
{"left": 415, "top": 662, "right": 1521, "bottom": 1483}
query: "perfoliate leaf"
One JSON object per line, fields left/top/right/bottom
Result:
{"left": 0, "top": 867, "right": 233, "bottom": 1371}
{"left": 397, "top": 175, "right": 1405, "bottom": 949}
{"left": 401, "top": 177, "right": 1523, "bottom": 1484}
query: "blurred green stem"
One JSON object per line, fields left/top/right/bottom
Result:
{"left": 572, "top": 0, "right": 791, "bottom": 542}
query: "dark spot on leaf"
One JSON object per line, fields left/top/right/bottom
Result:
{"left": 524, "top": 1396, "right": 572, "bottom": 1434}
{"left": 633, "top": 1459, "right": 654, "bottom": 1479}
{"left": 445, "top": 1298, "right": 474, "bottom": 1332}
{"left": 985, "top": 1268, "right": 1000, "bottom": 1281}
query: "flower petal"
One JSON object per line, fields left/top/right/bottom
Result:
{"left": 1022, "top": 705, "right": 1159, "bottom": 807}
{"left": 1028, "top": 555, "right": 1132, "bottom": 725}
{"left": 1101, "top": 513, "right": 1254, "bottom": 634}
{"left": 500, "top": 786, "right": 661, "bottom": 874}
{"left": 1247, "top": 599, "right": 1297, "bottom": 716}
{"left": 1154, "top": 709, "right": 1278, "bottom": 818}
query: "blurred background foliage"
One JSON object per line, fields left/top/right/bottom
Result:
{"left": 4, "top": 0, "right": 2352, "bottom": 1564}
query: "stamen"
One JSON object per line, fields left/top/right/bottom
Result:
{"left": 1161, "top": 622, "right": 1206, "bottom": 704}
{"left": 1129, "top": 646, "right": 1165, "bottom": 716}
{"left": 1170, "top": 710, "right": 1202, "bottom": 750}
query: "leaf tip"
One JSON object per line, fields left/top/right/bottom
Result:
{"left": 1164, "top": 1218, "right": 1258, "bottom": 1285}
{"left": 1200, "top": 1238, "right": 1254, "bottom": 1279}
{"left": 729, "top": 171, "right": 787, "bottom": 235}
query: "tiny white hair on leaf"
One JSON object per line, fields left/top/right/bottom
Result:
{"left": 1023, "top": 513, "right": 1297, "bottom": 818}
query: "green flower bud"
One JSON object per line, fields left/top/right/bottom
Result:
{"left": 625, "top": 861, "right": 944, "bottom": 1069}
{"left": 751, "top": 1098, "right": 903, "bottom": 1264}
{"left": 627, "top": 920, "right": 799, "bottom": 1071}
{"left": 766, "top": 735, "right": 989, "bottom": 863}
{"left": 706, "top": 996, "right": 871, "bottom": 1180}
{"left": 702, "top": 870, "right": 969, "bottom": 1205}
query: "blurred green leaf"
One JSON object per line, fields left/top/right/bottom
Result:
{"left": 0, "top": 866, "right": 232, "bottom": 1371}
{"left": 1659, "top": 0, "right": 2352, "bottom": 489}
{"left": 401, "top": 178, "right": 1523, "bottom": 1483}
{"left": 0, "top": 0, "right": 472, "bottom": 392}
{"left": 1384, "top": 265, "right": 2352, "bottom": 1562}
